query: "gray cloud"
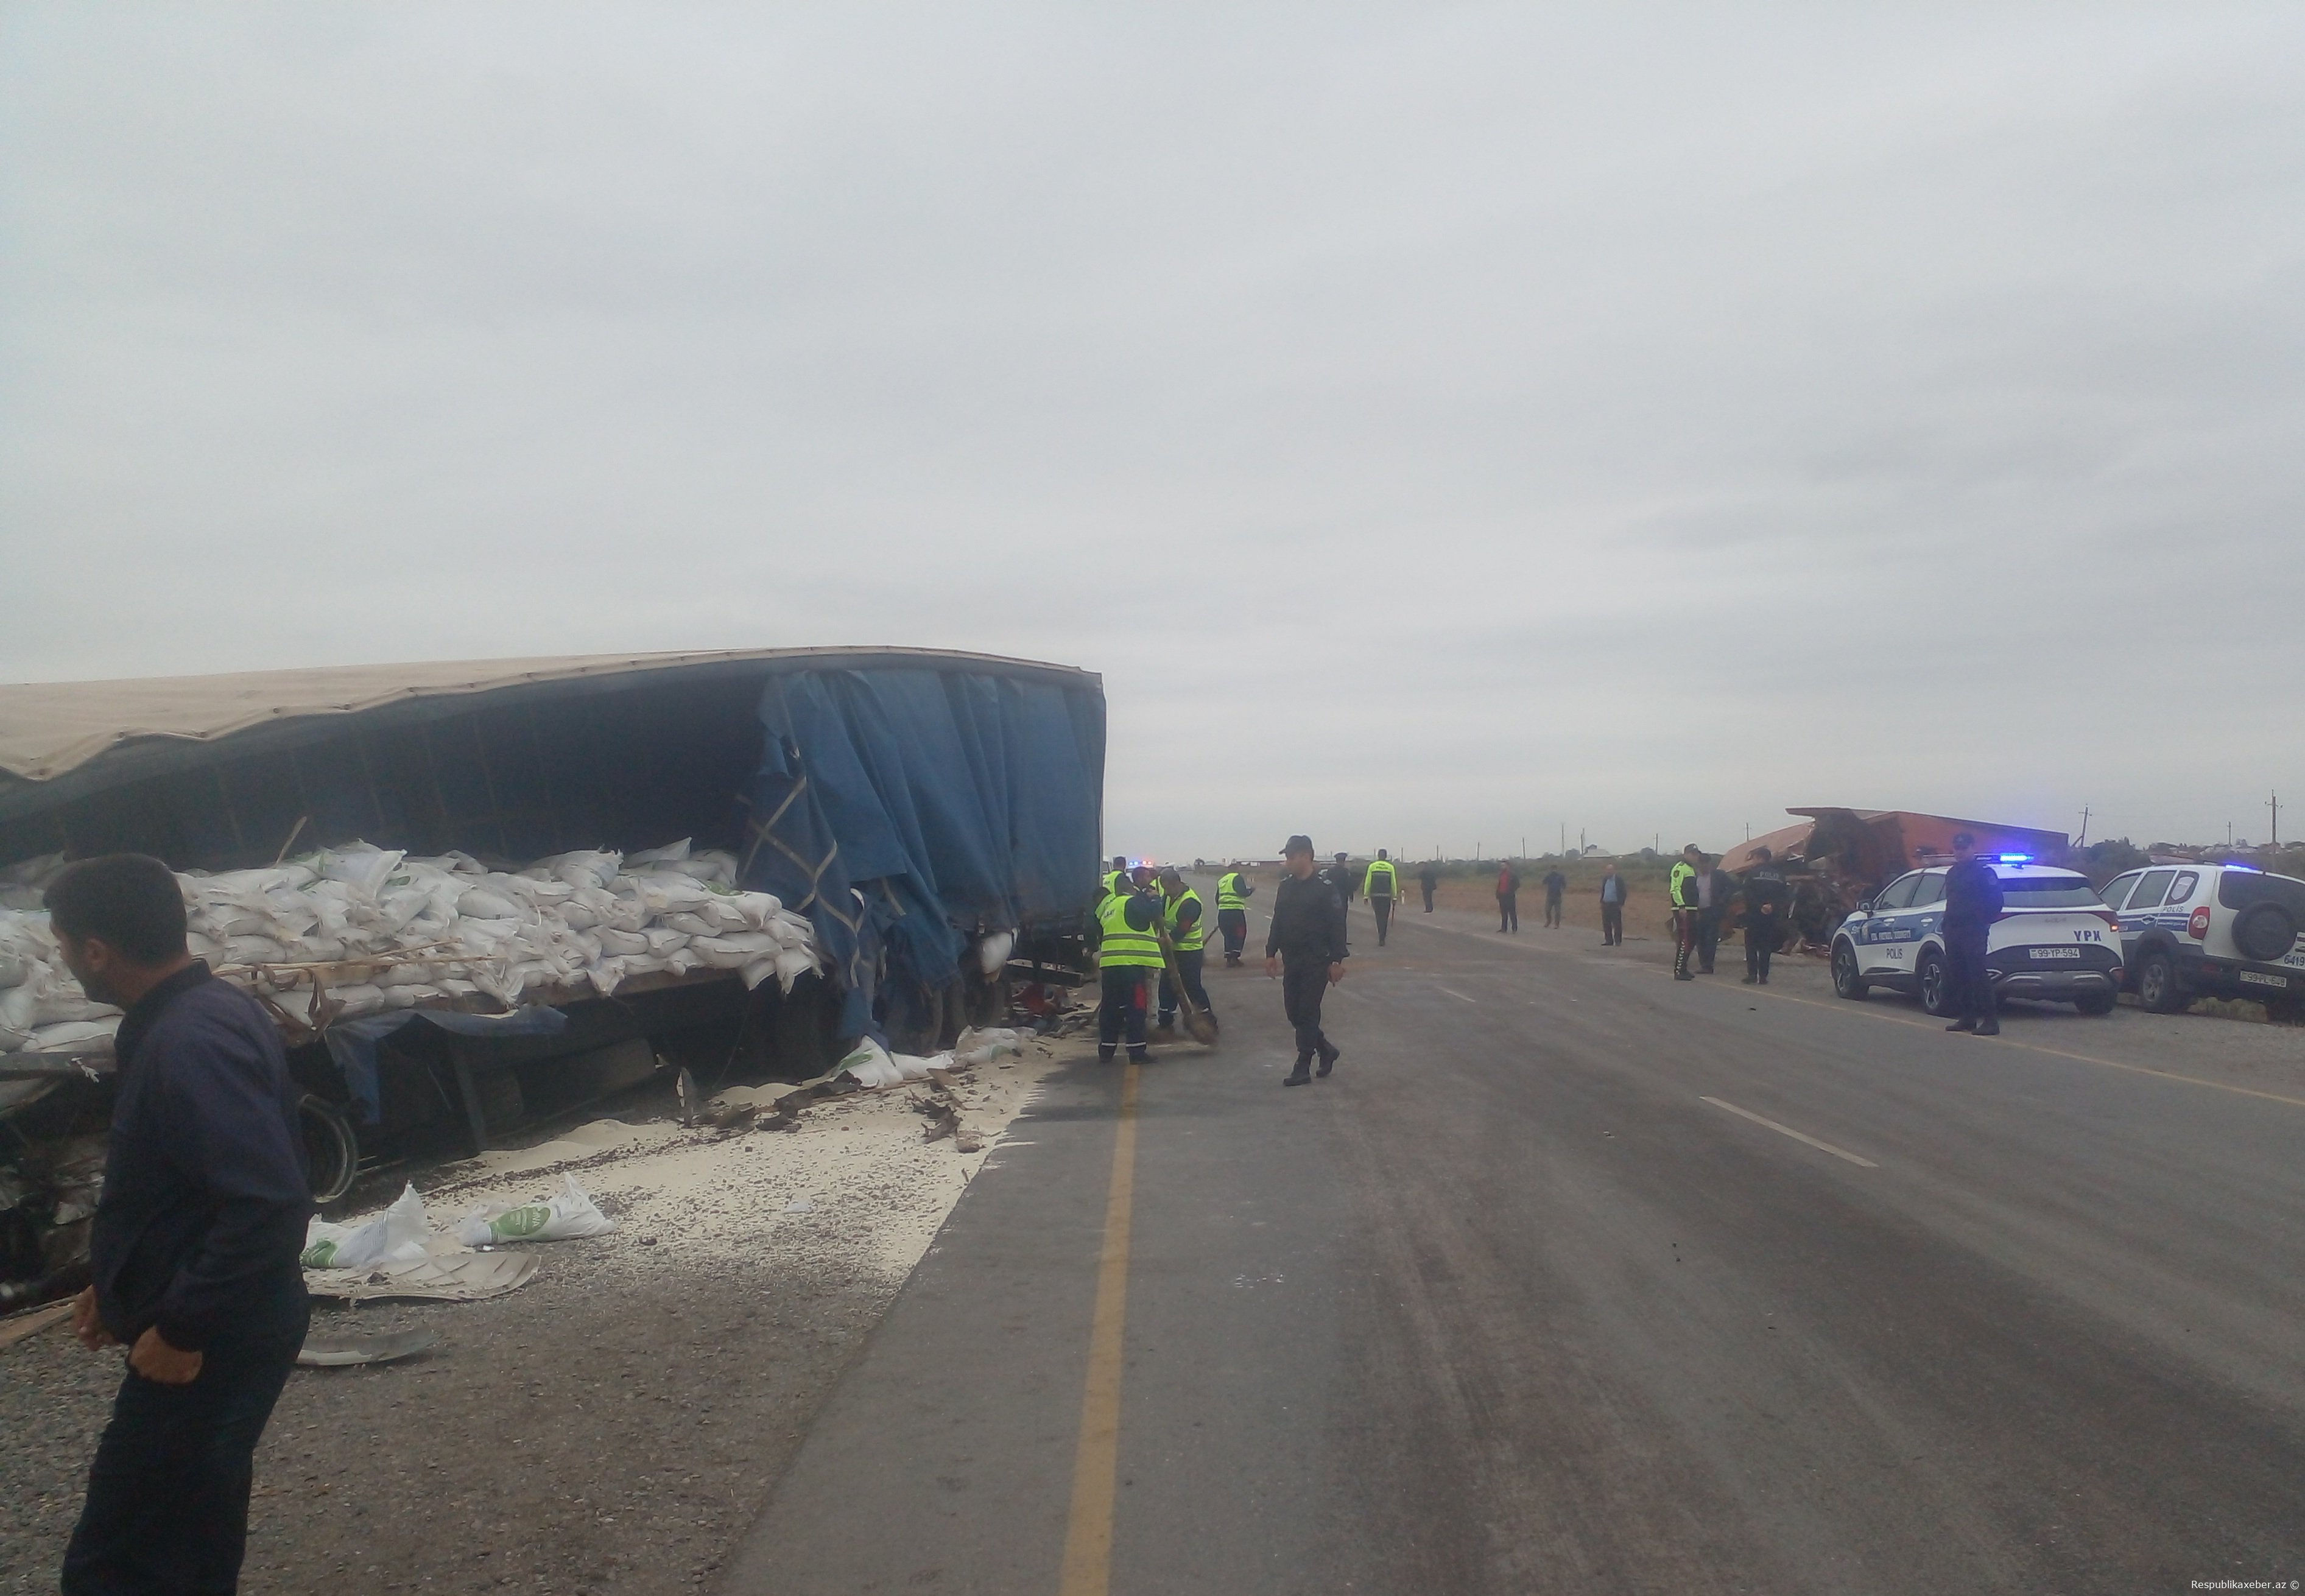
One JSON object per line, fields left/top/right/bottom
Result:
{"left": 3, "top": 2, "right": 2300, "bottom": 860}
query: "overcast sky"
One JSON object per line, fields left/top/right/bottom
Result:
{"left": 4, "top": 4, "right": 2300, "bottom": 861}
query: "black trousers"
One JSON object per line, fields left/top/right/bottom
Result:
{"left": 1696, "top": 910, "right": 1721, "bottom": 971}
{"left": 1158, "top": 949, "right": 1215, "bottom": 1025}
{"left": 64, "top": 1293, "right": 308, "bottom": 1596}
{"left": 1370, "top": 896, "right": 1393, "bottom": 945}
{"left": 1544, "top": 893, "right": 1563, "bottom": 927}
{"left": 1499, "top": 893, "right": 1518, "bottom": 932}
{"left": 1217, "top": 909, "right": 1248, "bottom": 959}
{"left": 1098, "top": 966, "right": 1150, "bottom": 1056}
{"left": 1600, "top": 901, "right": 1623, "bottom": 944}
{"left": 1421, "top": 882, "right": 1434, "bottom": 912}
{"left": 1744, "top": 921, "right": 1778, "bottom": 979}
{"left": 1673, "top": 909, "right": 1698, "bottom": 976}
{"left": 1281, "top": 957, "right": 1332, "bottom": 1061}
{"left": 1948, "top": 932, "right": 1997, "bottom": 1025}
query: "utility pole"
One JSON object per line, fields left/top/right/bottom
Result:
{"left": 2271, "top": 790, "right": 2282, "bottom": 848}
{"left": 2077, "top": 805, "right": 2091, "bottom": 848}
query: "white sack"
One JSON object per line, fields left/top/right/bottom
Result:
{"left": 454, "top": 1175, "right": 616, "bottom": 1245}
{"left": 301, "top": 1183, "right": 431, "bottom": 1270}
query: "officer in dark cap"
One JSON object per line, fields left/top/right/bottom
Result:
{"left": 1265, "top": 835, "right": 1348, "bottom": 1086}
{"left": 1942, "top": 832, "right": 2004, "bottom": 1036}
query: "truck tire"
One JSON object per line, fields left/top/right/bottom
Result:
{"left": 299, "top": 1094, "right": 359, "bottom": 1204}
{"left": 2136, "top": 949, "right": 2184, "bottom": 1014}
{"left": 2231, "top": 901, "right": 2300, "bottom": 963}
{"left": 1831, "top": 943, "right": 1868, "bottom": 1000}
{"left": 1917, "top": 949, "right": 1952, "bottom": 1017}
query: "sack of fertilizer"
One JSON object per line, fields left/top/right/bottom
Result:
{"left": 303, "top": 1183, "right": 431, "bottom": 1270}
{"left": 455, "top": 1174, "right": 616, "bottom": 1245}
{"left": 837, "top": 1037, "right": 906, "bottom": 1089}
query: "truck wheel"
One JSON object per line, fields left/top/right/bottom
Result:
{"left": 2136, "top": 949, "right": 2184, "bottom": 1013}
{"left": 1831, "top": 943, "right": 1868, "bottom": 1000}
{"left": 1917, "top": 950, "right": 1952, "bottom": 1016}
{"left": 299, "top": 1094, "right": 359, "bottom": 1204}
{"left": 2074, "top": 991, "right": 2116, "bottom": 1016}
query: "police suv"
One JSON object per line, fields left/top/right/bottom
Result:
{"left": 1829, "top": 859, "right": 2120, "bottom": 1016}
{"left": 2096, "top": 862, "right": 2305, "bottom": 1016}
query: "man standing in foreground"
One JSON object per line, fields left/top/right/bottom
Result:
{"left": 1943, "top": 832, "right": 2004, "bottom": 1036}
{"left": 1215, "top": 864, "right": 1255, "bottom": 967}
{"left": 1541, "top": 865, "right": 1568, "bottom": 929}
{"left": 1266, "top": 835, "right": 1348, "bottom": 1086}
{"left": 1362, "top": 849, "right": 1399, "bottom": 947}
{"left": 1598, "top": 860, "right": 1627, "bottom": 945}
{"left": 1740, "top": 846, "right": 1790, "bottom": 985}
{"left": 1418, "top": 860, "right": 1438, "bottom": 913}
{"left": 1670, "top": 844, "right": 1703, "bottom": 980}
{"left": 55, "top": 854, "right": 312, "bottom": 1596}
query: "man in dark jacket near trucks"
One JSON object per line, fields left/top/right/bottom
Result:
{"left": 52, "top": 854, "right": 312, "bottom": 1596}
{"left": 1266, "top": 835, "right": 1348, "bottom": 1086}
{"left": 1943, "top": 833, "right": 2005, "bottom": 1035}
{"left": 1740, "top": 847, "right": 1791, "bottom": 985}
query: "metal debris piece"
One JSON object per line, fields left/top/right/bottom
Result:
{"left": 297, "top": 1326, "right": 440, "bottom": 1367}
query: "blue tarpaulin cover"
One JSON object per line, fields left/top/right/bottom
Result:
{"left": 740, "top": 664, "right": 1103, "bottom": 1042}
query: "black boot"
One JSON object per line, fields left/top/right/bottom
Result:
{"left": 1316, "top": 1041, "right": 1339, "bottom": 1078}
{"left": 1099, "top": 1045, "right": 1118, "bottom": 1061}
{"left": 1974, "top": 1020, "right": 1999, "bottom": 1036}
{"left": 1284, "top": 1057, "right": 1312, "bottom": 1086}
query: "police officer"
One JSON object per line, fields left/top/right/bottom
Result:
{"left": 1740, "top": 846, "right": 1790, "bottom": 985}
{"left": 1155, "top": 867, "right": 1217, "bottom": 1035}
{"left": 1093, "top": 869, "right": 1163, "bottom": 1063}
{"left": 1266, "top": 835, "right": 1348, "bottom": 1086}
{"left": 1418, "top": 860, "right": 1438, "bottom": 913}
{"left": 1216, "top": 864, "right": 1255, "bottom": 966}
{"left": 1943, "top": 832, "right": 2004, "bottom": 1035}
{"left": 1670, "top": 844, "right": 1703, "bottom": 980}
{"left": 1362, "top": 849, "right": 1399, "bottom": 946}
{"left": 1330, "top": 852, "right": 1358, "bottom": 909}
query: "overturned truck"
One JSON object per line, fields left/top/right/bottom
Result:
{"left": 0, "top": 649, "right": 1104, "bottom": 1306}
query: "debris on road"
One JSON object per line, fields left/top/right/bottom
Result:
{"left": 295, "top": 1327, "right": 439, "bottom": 1368}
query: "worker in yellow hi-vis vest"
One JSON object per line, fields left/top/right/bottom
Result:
{"left": 1361, "top": 850, "right": 1400, "bottom": 947}
{"left": 1155, "top": 867, "right": 1217, "bottom": 1035}
{"left": 1093, "top": 867, "right": 1164, "bottom": 1063}
{"left": 1216, "top": 866, "right": 1255, "bottom": 966}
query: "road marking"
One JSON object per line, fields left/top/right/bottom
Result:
{"left": 1739, "top": 985, "right": 2305, "bottom": 1112}
{"left": 1701, "top": 1095, "right": 1879, "bottom": 1168}
{"left": 1057, "top": 1061, "right": 1141, "bottom": 1596}
{"left": 1435, "top": 986, "right": 1478, "bottom": 1004}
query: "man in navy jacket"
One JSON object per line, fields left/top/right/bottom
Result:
{"left": 51, "top": 853, "right": 311, "bottom": 1595}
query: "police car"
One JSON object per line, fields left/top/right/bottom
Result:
{"left": 1829, "top": 859, "right": 2121, "bottom": 1016}
{"left": 2096, "top": 862, "right": 2305, "bottom": 1016}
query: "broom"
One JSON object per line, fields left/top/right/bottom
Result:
{"left": 1156, "top": 928, "right": 1220, "bottom": 1047}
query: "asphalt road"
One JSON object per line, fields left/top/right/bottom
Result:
{"left": 725, "top": 889, "right": 2305, "bottom": 1595}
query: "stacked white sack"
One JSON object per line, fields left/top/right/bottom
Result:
{"left": 0, "top": 838, "right": 822, "bottom": 1058}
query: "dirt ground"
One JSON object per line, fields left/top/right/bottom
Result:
{"left": 0, "top": 1036, "right": 1080, "bottom": 1596}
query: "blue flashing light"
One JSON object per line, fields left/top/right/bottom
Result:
{"left": 1994, "top": 852, "right": 2033, "bottom": 863}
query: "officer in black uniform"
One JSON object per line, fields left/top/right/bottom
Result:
{"left": 1740, "top": 846, "right": 1790, "bottom": 985}
{"left": 1266, "top": 835, "right": 1348, "bottom": 1086}
{"left": 1329, "top": 852, "right": 1358, "bottom": 909}
{"left": 1943, "top": 832, "right": 2004, "bottom": 1035}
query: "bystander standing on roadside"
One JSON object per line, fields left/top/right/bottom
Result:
{"left": 1599, "top": 861, "right": 1627, "bottom": 945}
{"left": 1496, "top": 860, "right": 1521, "bottom": 933}
{"left": 1542, "top": 866, "right": 1568, "bottom": 928}
{"left": 1943, "top": 832, "right": 2004, "bottom": 1036}
{"left": 1740, "top": 847, "right": 1790, "bottom": 985}
{"left": 1695, "top": 854, "right": 1735, "bottom": 974}
{"left": 52, "top": 854, "right": 314, "bottom": 1596}
{"left": 1418, "top": 861, "right": 1438, "bottom": 913}
{"left": 1267, "top": 835, "right": 1348, "bottom": 1086}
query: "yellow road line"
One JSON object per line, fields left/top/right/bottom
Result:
{"left": 1741, "top": 984, "right": 2305, "bottom": 1111}
{"left": 1701, "top": 1095, "right": 1879, "bottom": 1167}
{"left": 1057, "top": 1061, "right": 1141, "bottom": 1596}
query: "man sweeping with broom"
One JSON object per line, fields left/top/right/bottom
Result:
{"left": 1154, "top": 867, "right": 1218, "bottom": 1042}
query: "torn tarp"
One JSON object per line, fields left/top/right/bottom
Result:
{"left": 323, "top": 1007, "right": 568, "bottom": 1125}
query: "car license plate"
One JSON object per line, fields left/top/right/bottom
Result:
{"left": 2239, "top": 970, "right": 2289, "bottom": 989}
{"left": 2030, "top": 946, "right": 2082, "bottom": 960}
